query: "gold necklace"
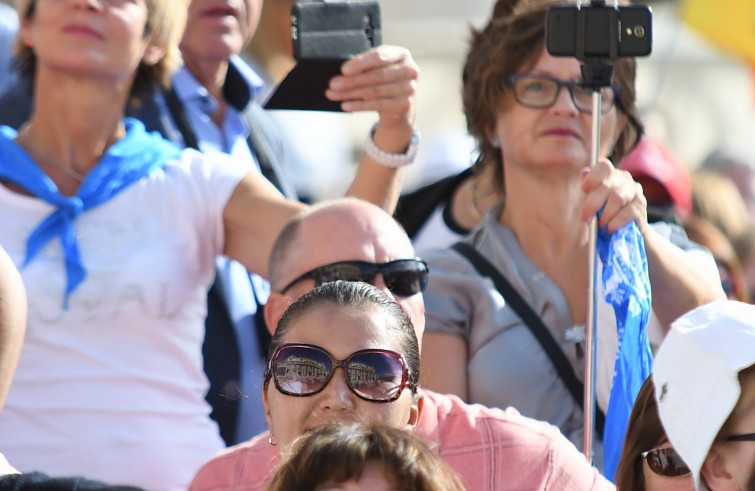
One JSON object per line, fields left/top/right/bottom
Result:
{"left": 16, "top": 124, "right": 87, "bottom": 183}
{"left": 467, "top": 176, "right": 483, "bottom": 221}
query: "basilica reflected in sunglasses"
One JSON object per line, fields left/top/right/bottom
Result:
{"left": 266, "top": 343, "right": 417, "bottom": 403}
{"left": 282, "top": 355, "right": 377, "bottom": 387}
{"left": 641, "top": 447, "right": 691, "bottom": 477}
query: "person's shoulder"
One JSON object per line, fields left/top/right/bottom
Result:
{"left": 161, "top": 146, "right": 247, "bottom": 180}
{"left": 189, "top": 432, "right": 279, "bottom": 491}
{"left": 424, "top": 390, "right": 564, "bottom": 444}
{"left": 395, "top": 168, "right": 473, "bottom": 238}
{"left": 423, "top": 391, "right": 613, "bottom": 490}
{"left": 420, "top": 224, "right": 507, "bottom": 290}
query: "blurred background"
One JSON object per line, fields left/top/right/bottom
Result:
{"left": 2, "top": 0, "right": 754, "bottom": 196}
{"left": 379, "top": 0, "right": 755, "bottom": 191}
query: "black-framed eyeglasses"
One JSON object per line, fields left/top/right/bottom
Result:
{"left": 266, "top": 343, "right": 416, "bottom": 402}
{"left": 505, "top": 74, "right": 621, "bottom": 114}
{"left": 726, "top": 432, "right": 755, "bottom": 442}
{"left": 640, "top": 447, "right": 691, "bottom": 477}
{"left": 280, "top": 259, "right": 429, "bottom": 297}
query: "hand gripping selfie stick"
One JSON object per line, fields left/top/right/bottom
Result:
{"left": 546, "top": 0, "right": 652, "bottom": 463}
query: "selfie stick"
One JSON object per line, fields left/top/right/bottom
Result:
{"left": 582, "top": 74, "right": 605, "bottom": 464}
{"left": 575, "top": 0, "right": 618, "bottom": 464}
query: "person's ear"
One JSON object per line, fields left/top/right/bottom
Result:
{"left": 701, "top": 446, "right": 737, "bottom": 490}
{"left": 407, "top": 392, "right": 424, "bottom": 430}
{"left": 264, "top": 291, "right": 291, "bottom": 335}
{"left": 142, "top": 44, "right": 165, "bottom": 66}
{"left": 19, "top": 13, "right": 34, "bottom": 49}
{"left": 484, "top": 125, "right": 501, "bottom": 149}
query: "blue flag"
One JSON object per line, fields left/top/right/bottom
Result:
{"left": 597, "top": 222, "right": 653, "bottom": 481}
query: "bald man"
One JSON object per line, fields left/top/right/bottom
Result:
{"left": 190, "top": 198, "right": 613, "bottom": 491}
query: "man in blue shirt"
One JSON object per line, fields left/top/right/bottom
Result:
{"left": 0, "top": 0, "right": 420, "bottom": 447}
{"left": 156, "top": 0, "right": 421, "bottom": 445}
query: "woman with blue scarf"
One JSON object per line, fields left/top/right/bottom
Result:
{"left": 0, "top": 1, "right": 419, "bottom": 490}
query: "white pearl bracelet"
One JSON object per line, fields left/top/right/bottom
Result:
{"left": 364, "top": 123, "right": 420, "bottom": 168}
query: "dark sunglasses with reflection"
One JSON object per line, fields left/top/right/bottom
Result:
{"left": 642, "top": 433, "right": 755, "bottom": 477}
{"left": 265, "top": 343, "right": 417, "bottom": 403}
{"left": 280, "top": 259, "right": 429, "bottom": 298}
{"left": 641, "top": 447, "right": 690, "bottom": 477}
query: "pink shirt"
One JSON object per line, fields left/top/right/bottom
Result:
{"left": 189, "top": 390, "right": 614, "bottom": 491}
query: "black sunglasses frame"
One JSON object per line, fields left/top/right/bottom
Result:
{"left": 726, "top": 432, "right": 755, "bottom": 442}
{"left": 266, "top": 343, "right": 415, "bottom": 403}
{"left": 640, "top": 447, "right": 691, "bottom": 477}
{"left": 505, "top": 73, "right": 621, "bottom": 115}
{"left": 280, "top": 258, "right": 429, "bottom": 297}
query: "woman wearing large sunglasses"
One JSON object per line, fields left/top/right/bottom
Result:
{"left": 262, "top": 280, "right": 422, "bottom": 454}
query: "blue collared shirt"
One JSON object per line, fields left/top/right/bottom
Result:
{"left": 172, "top": 56, "right": 270, "bottom": 444}
{"left": 172, "top": 55, "right": 264, "bottom": 166}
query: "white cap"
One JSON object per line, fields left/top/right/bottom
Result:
{"left": 653, "top": 300, "right": 755, "bottom": 490}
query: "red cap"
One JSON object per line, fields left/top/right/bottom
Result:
{"left": 621, "top": 138, "right": 692, "bottom": 218}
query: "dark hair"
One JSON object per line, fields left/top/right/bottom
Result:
{"left": 615, "top": 376, "right": 665, "bottom": 490}
{"left": 266, "top": 423, "right": 466, "bottom": 491}
{"left": 462, "top": 0, "right": 643, "bottom": 194}
{"left": 264, "top": 281, "right": 420, "bottom": 397}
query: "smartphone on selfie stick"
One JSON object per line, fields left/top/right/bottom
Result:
{"left": 545, "top": 0, "right": 652, "bottom": 463}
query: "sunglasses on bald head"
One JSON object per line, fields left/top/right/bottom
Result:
{"left": 266, "top": 343, "right": 416, "bottom": 403}
{"left": 280, "top": 259, "right": 429, "bottom": 297}
{"left": 641, "top": 447, "right": 690, "bottom": 477}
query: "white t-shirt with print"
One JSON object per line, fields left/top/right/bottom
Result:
{"left": 0, "top": 149, "right": 247, "bottom": 491}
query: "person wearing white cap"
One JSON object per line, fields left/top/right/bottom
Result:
{"left": 653, "top": 300, "right": 755, "bottom": 491}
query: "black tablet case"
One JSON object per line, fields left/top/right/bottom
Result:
{"left": 265, "top": 1, "right": 382, "bottom": 112}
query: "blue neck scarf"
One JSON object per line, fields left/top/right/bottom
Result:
{"left": 597, "top": 221, "right": 653, "bottom": 481}
{"left": 0, "top": 118, "right": 181, "bottom": 307}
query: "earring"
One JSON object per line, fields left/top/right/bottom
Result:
{"left": 268, "top": 433, "right": 277, "bottom": 446}
{"left": 490, "top": 135, "right": 500, "bottom": 148}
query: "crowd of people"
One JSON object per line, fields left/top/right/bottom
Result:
{"left": 0, "top": 0, "right": 754, "bottom": 490}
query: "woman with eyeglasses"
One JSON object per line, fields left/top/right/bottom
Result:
{"left": 419, "top": 0, "right": 725, "bottom": 459}
{"left": 615, "top": 376, "right": 693, "bottom": 490}
{"left": 262, "top": 280, "right": 422, "bottom": 455}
